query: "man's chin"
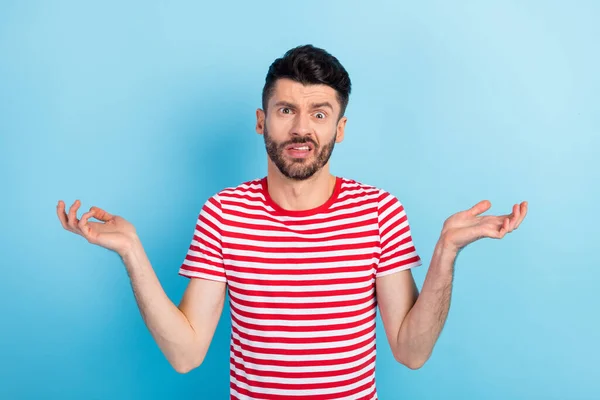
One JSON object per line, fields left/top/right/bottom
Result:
{"left": 280, "top": 165, "right": 319, "bottom": 181}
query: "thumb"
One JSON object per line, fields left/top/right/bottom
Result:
{"left": 468, "top": 200, "right": 491, "bottom": 217}
{"left": 89, "top": 206, "right": 114, "bottom": 222}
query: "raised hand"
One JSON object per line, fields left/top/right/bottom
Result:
{"left": 440, "top": 200, "right": 528, "bottom": 253}
{"left": 57, "top": 199, "right": 138, "bottom": 257}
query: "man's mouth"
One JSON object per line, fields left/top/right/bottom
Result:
{"left": 285, "top": 143, "right": 314, "bottom": 158}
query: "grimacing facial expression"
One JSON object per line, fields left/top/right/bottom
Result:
{"left": 261, "top": 79, "right": 345, "bottom": 181}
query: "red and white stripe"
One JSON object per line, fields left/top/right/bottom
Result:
{"left": 180, "top": 177, "right": 422, "bottom": 399}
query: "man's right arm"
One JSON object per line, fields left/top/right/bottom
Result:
{"left": 122, "top": 237, "right": 226, "bottom": 373}
{"left": 56, "top": 199, "right": 225, "bottom": 374}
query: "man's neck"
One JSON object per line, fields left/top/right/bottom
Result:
{"left": 266, "top": 165, "right": 337, "bottom": 212}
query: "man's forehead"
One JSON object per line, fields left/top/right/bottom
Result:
{"left": 271, "top": 79, "right": 338, "bottom": 105}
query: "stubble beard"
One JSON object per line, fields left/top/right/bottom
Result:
{"left": 263, "top": 125, "right": 337, "bottom": 181}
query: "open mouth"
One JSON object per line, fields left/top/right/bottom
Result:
{"left": 285, "top": 143, "right": 314, "bottom": 158}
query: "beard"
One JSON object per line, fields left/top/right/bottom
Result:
{"left": 263, "top": 125, "right": 337, "bottom": 181}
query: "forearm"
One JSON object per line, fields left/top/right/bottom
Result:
{"left": 395, "top": 237, "right": 458, "bottom": 369}
{"left": 120, "top": 237, "right": 201, "bottom": 372}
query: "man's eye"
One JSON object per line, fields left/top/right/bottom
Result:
{"left": 315, "top": 112, "right": 326, "bottom": 119}
{"left": 281, "top": 108, "right": 292, "bottom": 114}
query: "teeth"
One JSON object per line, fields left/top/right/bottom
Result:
{"left": 292, "top": 146, "right": 310, "bottom": 151}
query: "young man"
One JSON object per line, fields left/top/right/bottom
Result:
{"left": 57, "top": 45, "right": 527, "bottom": 399}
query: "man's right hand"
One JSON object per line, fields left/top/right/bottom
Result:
{"left": 57, "top": 199, "right": 138, "bottom": 257}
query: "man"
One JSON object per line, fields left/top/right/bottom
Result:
{"left": 57, "top": 45, "right": 527, "bottom": 399}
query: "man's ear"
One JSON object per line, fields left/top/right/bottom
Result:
{"left": 336, "top": 116, "right": 347, "bottom": 143}
{"left": 256, "top": 108, "right": 265, "bottom": 135}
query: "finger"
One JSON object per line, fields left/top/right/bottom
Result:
{"left": 57, "top": 200, "right": 71, "bottom": 231}
{"left": 514, "top": 201, "right": 528, "bottom": 229}
{"left": 485, "top": 218, "right": 508, "bottom": 239}
{"left": 492, "top": 204, "right": 519, "bottom": 232}
{"left": 78, "top": 210, "right": 95, "bottom": 241}
{"left": 67, "top": 200, "right": 82, "bottom": 232}
{"left": 469, "top": 200, "right": 492, "bottom": 217}
{"left": 509, "top": 203, "right": 522, "bottom": 230}
{"left": 517, "top": 202, "right": 527, "bottom": 227}
{"left": 89, "top": 206, "right": 114, "bottom": 222}
{"left": 490, "top": 213, "right": 512, "bottom": 225}
{"left": 509, "top": 204, "right": 520, "bottom": 231}
{"left": 488, "top": 219, "right": 508, "bottom": 239}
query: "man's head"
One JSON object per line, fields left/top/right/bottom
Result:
{"left": 256, "top": 45, "right": 351, "bottom": 181}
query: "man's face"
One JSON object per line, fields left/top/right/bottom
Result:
{"left": 257, "top": 78, "right": 347, "bottom": 181}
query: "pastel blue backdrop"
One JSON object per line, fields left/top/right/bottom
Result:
{"left": 1, "top": 1, "right": 598, "bottom": 399}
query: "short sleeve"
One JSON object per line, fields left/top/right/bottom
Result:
{"left": 178, "top": 194, "right": 227, "bottom": 283}
{"left": 376, "top": 190, "right": 423, "bottom": 278}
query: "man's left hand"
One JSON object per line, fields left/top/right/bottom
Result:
{"left": 440, "top": 200, "right": 528, "bottom": 253}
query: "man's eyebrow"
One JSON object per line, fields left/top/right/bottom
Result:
{"left": 310, "top": 102, "right": 334, "bottom": 110}
{"left": 273, "top": 101, "right": 297, "bottom": 109}
{"left": 272, "top": 101, "right": 334, "bottom": 110}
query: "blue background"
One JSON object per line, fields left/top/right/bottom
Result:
{"left": 1, "top": 1, "right": 598, "bottom": 399}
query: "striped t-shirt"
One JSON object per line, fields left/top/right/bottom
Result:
{"left": 179, "top": 176, "right": 422, "bottom": 399}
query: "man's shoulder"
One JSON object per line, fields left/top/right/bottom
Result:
{"left": 337, "top": 177, "right": 410, "bottom": 215}
{"left": 338, "top": 176, "right": 392, "bottom": 199}
{"left": 214, "top": 177, "right": 264, "bottom": 198}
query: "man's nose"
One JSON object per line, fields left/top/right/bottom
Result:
{"left": 290, "top": 112, "right": 312, "bottom": 137}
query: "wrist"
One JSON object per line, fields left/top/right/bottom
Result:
{"left": 436, "top": 234, "right": 460, "bottom": 259}
{"left": 120, "top": 234, "right": 142, "bottom": 262}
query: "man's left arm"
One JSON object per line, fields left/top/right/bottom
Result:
{"left": 377, "top": 199, "right": 528, "bottom": 369}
